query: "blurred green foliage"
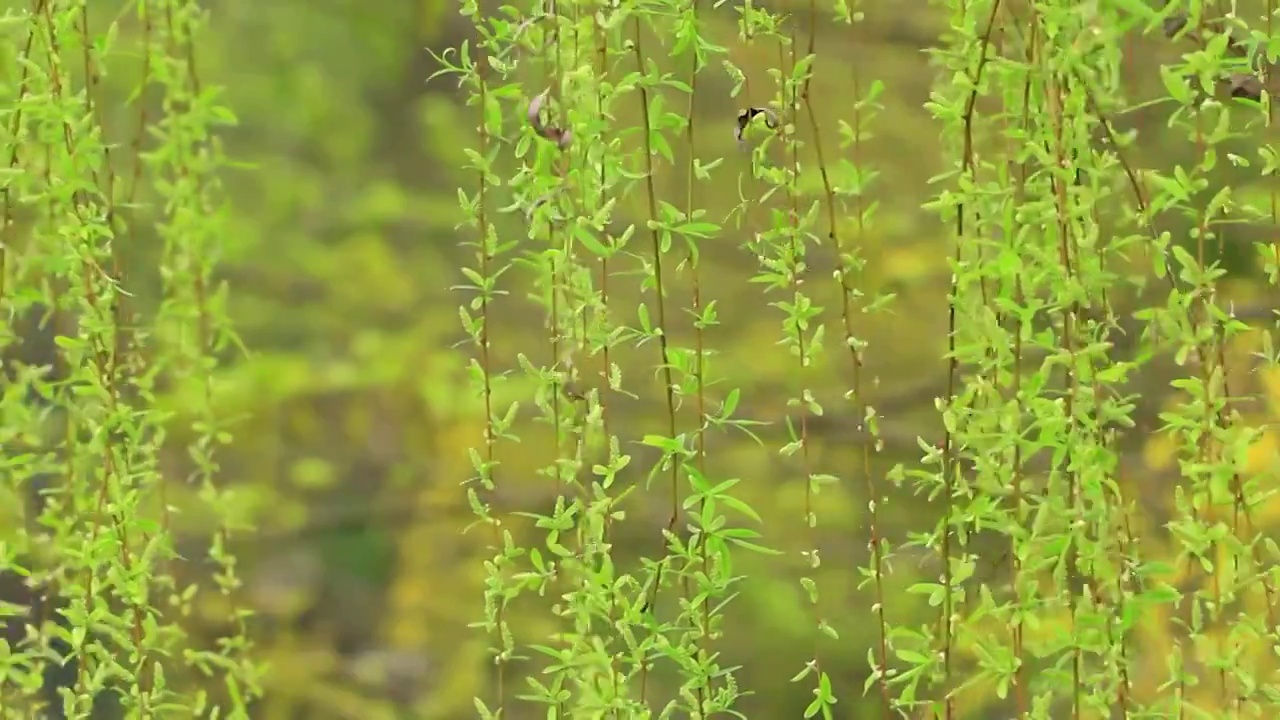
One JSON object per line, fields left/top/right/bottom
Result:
{"left": 6, "top": 0, "right": 1278, "bottom": 717}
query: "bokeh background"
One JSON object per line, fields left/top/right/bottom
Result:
{"left": 9, "top": 0, "right": 1280, "bottom": 717}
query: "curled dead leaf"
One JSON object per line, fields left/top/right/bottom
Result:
{"left": 734, "top": 106, "right": 779, "bottom": 146}
{"left": 527, "top": 90, "right": 572, "bottom": 149}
